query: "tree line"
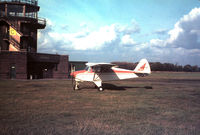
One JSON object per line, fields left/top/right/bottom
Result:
{"left": 111, "top": 62, "right": 200, "bottom": 72}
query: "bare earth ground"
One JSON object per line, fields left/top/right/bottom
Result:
{"left": 0, "top": 72, "right": 200, "bottom": 135}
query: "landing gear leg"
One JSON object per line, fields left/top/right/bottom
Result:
{"left": 94, "top": 81, "right": 104, "bottom": 91}
{"left": 74, "top": 81, "right": 80, "bottom": 90}
{"left": 72, "top": 76, "right": 79, "bottom": 90}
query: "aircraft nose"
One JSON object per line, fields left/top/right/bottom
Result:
{"left": 70, "top": 72, "right": 75, "bottom": 77}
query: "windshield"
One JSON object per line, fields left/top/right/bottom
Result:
{"left": 84, "top": 66, "right": 89, "bottom": 71}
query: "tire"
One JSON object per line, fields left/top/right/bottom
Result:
{"left": 98, "top": 87, "right": 104, "bottom": 91}
{"left": 73, "top": 85, "right": 76, "bottom": 90}
{"left": 71, "top": 76, "right": 76, "bottom": 90}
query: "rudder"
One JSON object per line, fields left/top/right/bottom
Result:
{"left": 134, "top": 59, "right": 151, "bottom": 74}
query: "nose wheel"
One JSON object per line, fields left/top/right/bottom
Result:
{"left": 72, "top": 76, "right": 79, "bottom": 90}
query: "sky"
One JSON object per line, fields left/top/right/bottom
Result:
{"left": 37, "top": 0, "right": 200, "bottom": 66}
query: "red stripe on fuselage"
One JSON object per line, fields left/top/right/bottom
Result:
{"left": 71, "top": 70, "right": 86, "bottom": 77}
{"left": 113, "top": 70, "right": 135, "bottom": 74}
{"left": 71, "top": 69, "right": 136, "bottom": 77}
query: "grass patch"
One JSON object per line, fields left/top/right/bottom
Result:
{"left": 0, "top": 72, "right": 200, "bottom": 134}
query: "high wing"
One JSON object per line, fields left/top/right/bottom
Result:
{"left": 86, "top": 63, "right": 116, "bottom": 73}
{"left": 86, "top": 63, "right": 116, "bottom": 67}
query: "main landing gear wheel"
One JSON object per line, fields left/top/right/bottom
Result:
{"left": 98, "top": 87, "right": 104, "bottom": 91}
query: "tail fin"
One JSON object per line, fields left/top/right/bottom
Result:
{"left": 134, "top": 59, "right": 151, "bottom": 74}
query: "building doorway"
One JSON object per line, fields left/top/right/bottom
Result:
{"left": 10, "top": 65, "right": 16, "bottom": 79}
{"left": 27, "top": 62, "right": 55, "bottom": 79}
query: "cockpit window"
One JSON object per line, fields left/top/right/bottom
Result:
{"left": 88, "top": 67, "right": 92, "bottom": 72}
{"left": 85, "top": 66, "right": 92, "bottom": 72}
{"left": 85, "top": 66, "right": 113, "bottom": 72}
{"left": 85, "top": 66, "right": 89, "bottom": 71}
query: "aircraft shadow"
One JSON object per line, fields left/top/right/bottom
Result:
{"left": 102, "top": 83, "right": 153, "bottom": 91}
{"left": 78, "top": 82, "right": 152, "bottom": 91}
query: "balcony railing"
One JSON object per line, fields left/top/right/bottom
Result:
{"left": 38, "top": 17, "right": 46, "bottom": 26}
{"left": 0, "top": 0, "right": 38, "bottom": 6}
{"left": 0, "top": 12, "right": 46, "bottom": 26}
{"left": 10, "top": 38, "right": 20, "bottom": 50}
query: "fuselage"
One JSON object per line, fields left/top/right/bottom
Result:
{"left": 71, "top": 67, "right": 139, "bottom": 82}
{"left": 71, "top": 59, "right": 151, "bottom": 91}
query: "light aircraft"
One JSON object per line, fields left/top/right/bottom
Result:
{"left": 71, "top": 59, "right": 151, "bottom": 91}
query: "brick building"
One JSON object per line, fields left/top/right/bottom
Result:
{"left": 0, "top": 0, "right": 69, "bottom": 79}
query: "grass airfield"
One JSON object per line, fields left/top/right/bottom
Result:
{"left": 0, "top": 72, "right": 200, "bottom": 135}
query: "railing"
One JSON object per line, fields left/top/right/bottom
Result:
{"left": 7, "top": 13, "right": 37, "bottom": 19}
{"left": 10, "top": 33, "right": 20, "bottom": 43}
{"left": 38, "top": 17, "right": 46, "bottom": 26}
{"left": 10, "top": 38, "right": 20, "bottom": 50}
{"left": 0, "top": 13, "right": 46, "bottom": 26}
{"left": 2, "top": 32, "right": 20, "bottom": 44}
{"left": 0, "top": 0, "right": 38, "bottom": 6}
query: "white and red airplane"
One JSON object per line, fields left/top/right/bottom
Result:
{"left": 71, "top": 59, "right": 151, "bottom": 91}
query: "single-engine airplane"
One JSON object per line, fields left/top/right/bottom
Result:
{"left": 71, "top": 59, "right": 151, "bottom": 91}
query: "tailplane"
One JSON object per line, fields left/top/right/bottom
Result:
{"left": 134, "top": 59, "right": 151, "bottom": 74}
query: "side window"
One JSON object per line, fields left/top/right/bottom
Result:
{"left": 101, "top": 67, "right": 112, "bottom": 72}
{"left": 92, "top": 66, "right": 101, "bottom": 73}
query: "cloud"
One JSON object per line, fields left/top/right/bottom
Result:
{"left": 38, "top": 21, "right": 141, "bottom": 52}
{"left": 38, "top": 8, "right": 200, "bottom": 65}
{"left": 38, "top": 19, "right": 56, "bottom": 53}
{"left": 116, "top": 20, "right": 140, "bottom": 35}
{"left": 57, "top": 24, "right": 118, "bottom": 50}
{"left": 150, "top": 39, "right": 166, "bottom": 47}
{"left": 153, "top": 29, "right": 168, "bottom": 35}
{"left": 80, "top": 22, "right": 88, "bottom": 28}
{"left": 146, "top": 7, "right": 200, "bottom": 65}
{"left": 60, "top": 24, "right": 69, "bottom": 31}
{"left": 167, "top": 7, "right": 200, "bottom": 49}
{"left": 120, "top": 35, "right": 136, "bottom": 46}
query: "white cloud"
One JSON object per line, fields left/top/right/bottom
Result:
{"left": 38, "top": 21, "right": 141, "bottom": 51}
{"left": 80, "top": 22, "right": 88, "bottom": 28}
{"left": 154, "top": 29, "right": 168, "bottom": 35}
{"left": 61, "top": 24, "right": 117, "bottom": 50}
{"left": 37, "top": 8, "right": 200, "bottom": 65}
{"left": 121, "top": 35, "right": 136, "bottom": 45}
{"left": 134, "top": 43, "right": 148, "bottom": 51}
{"left": 167, "top": 7, "right": 200, "bottom": 49}
{"left": 60, "top": 24, "right": 69, "bottom": 31}
{"left": 150, "top": 39, "right": 166, "bottom": 47}
{"left": 116, "top": 21, "right": 140, "bottom": 34}
{"left": 167, "top": 22, "right": 184, "bottom": 44}
{"left": 147, "top": 7, "right": 200, "bottom": 65}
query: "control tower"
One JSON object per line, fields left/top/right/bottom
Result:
{"left": 0, "top": 0, "right": 69, "bottom": 80}
{"left": 0, "top": 0, "right": 46, "bottom": 52}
